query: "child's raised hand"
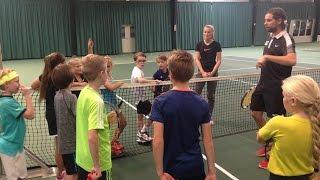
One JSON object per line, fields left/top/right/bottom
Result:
{"left": 19, "top": 84, "right": 31, "bottom": 96}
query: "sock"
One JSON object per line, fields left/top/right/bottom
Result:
{"left": 141, "top": 125, "right": 147, "bottom": 133}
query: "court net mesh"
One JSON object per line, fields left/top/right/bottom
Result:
{"left": 1, "top": 68, "right": 320, "bottom": 174}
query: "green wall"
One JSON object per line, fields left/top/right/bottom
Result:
{"left": 176, "top": 2, "right": 253, "bottom": 50}
{"left": 0, "top": 0, "right": 318, "bottom": 60}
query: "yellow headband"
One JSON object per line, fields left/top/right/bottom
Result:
{"left": 0, "top": 71, "right": 19, "bottom": 86}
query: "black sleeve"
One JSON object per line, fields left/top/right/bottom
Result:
{"left": 195, "top": 42, "right": 201, "bottom": 51}
{"left": 216, "top": 41, "right": 222, "bottom": 52}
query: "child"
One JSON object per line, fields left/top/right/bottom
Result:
{"left": 0, "top": 68, "right": 35, "bottom": 179}
{"left": 52, "top": 64, "right": 78, "bottom": 180}
{"left": 257, "top": 75, "right": 320, "bottom": 179}
{"left": 76, "top": 54, "right": 112, "bottom": 179}
{"left": 153, "top": 54, "right": 170, "bottom": 98}
{"left": 131, "top": 52, "right": 159, "bottom": 144}
{"left": 68, "top": 58, "right": 87, "bottom": 97}
{"left": 31, "top": 52, "right": 66, "bottom": 179}
{"left": 150, "top": 50, "right": 217, "bottom": 179}
{"left": 102, "top": 56, "right": 127, "bottom": 156}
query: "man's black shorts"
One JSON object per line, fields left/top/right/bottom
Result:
{"left": 62, "top": 153, "right": 77, "bottom": 175}
{"left": 250, "top": 88, "right": 286, "bottom": 117}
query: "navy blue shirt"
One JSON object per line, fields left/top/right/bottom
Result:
{"left": 153, "top": 69, "right": 169, "bottom": 97}
{"left": 150, "top": 90, "right": 211, "bottom": 179}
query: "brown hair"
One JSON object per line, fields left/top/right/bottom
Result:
{"left": 133, "top": 52, "right": 146, "bottom": 61}
{"left": 51, "top": 64, "right": 74, "bottom": 90}
{"left": 168, "top": 50, "right": 194, "bottom": 83}
{"left": 156, "top": 54, "right": 167, "bottom": 62}
{"left": 82, "top": 54, "right": 106, "bottom": 82}
{"left": 39, "top": 52, "right": 66, "bottom": 101}
{"left": 267, "top": 7, "right": 287, "bottom": 30}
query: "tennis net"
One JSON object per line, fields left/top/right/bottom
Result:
{"left": 1, "top": 68, "right": 320, "bottom": 175}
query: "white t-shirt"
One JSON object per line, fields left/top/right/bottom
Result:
{"left": 131, "top": 66, "right": 147, "bottom": 104}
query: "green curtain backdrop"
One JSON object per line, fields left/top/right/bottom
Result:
{"left": 176, "top": 2, "right": 252, "bottom": 50}
{"left": 76, "top": 1, "right": 171, "bottom": 56}
{"left": 0, "top": 0, "right": 71, "bottom": 60}
{"left": 254, "top": 2, "right": 316, "bottom": 45}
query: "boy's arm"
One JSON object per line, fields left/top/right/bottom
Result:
{"left": 104, "top": 81, "right": 124, "bottom": 91}
{"left": 137, "top": 77, "right": 160, "bottom": 84}
{"left": 152, "top": 121, "right": 164, "bottom": 177}
{"left": 201, "top": 122, "right": 217, "bottom": 179}
{"left": 20, "top": 84, "right": 35, "bottom": 119}
{"left": 88, "top": 129, "right": 102, "bottom": 177}
{"left": 88, "top": 38, "right": 94, "bottom": 54}
{"left": 71, "top": 81, "right": 87, "bottom": 87}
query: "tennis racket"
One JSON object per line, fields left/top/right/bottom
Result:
{"left": 240, "top": 86, "right": 256, "bottom": 109}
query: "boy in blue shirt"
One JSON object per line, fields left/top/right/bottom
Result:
{"left": 153, "top": 55, "right": 169, "bottom": 98}
{"left": 0, "top": 68, "right": 35, "bottom": 179}
{"left": 151, "top": 50, "right": 217, "bottom": 180}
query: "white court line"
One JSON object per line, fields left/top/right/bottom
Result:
{"left": 202, "top": 154, "right": 239, "bottom": 180}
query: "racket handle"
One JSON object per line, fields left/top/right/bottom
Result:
{"left": 117, "top": 100, "right": 123, "bottom": 108}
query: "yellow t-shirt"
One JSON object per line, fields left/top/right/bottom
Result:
{"left": 76, "top": 86, "right": 111, "bottom": 172}
{"left": 258, "top": 114, "right": 314, "bottom": 176}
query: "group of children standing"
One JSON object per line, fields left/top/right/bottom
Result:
{"left": 1, "top": 46, "right": 320, "bottom": 179}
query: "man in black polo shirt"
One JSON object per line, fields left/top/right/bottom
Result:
{"left": 251, "top": 7, "right": 296, "bottom": 167}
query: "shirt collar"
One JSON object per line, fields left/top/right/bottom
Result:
{"left": 270, "top": 30, "right": 287, "bottom": 39}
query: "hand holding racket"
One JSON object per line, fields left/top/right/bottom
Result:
{"left": 240, "top": 86, "right": 256, "bottom": 109}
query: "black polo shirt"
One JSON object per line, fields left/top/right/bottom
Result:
{"left": 258, "top": 31, "right": 295, "bottom": 91}
{"left": 195, "top": 41, "right": 222, "bottom": 72}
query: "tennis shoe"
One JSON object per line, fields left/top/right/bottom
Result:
{"left": 137, "top": 131, "right": 152, "bottom": 142}
{"left": 258, "top": 159, "right": 269, "bottom": 169}
{"left": 256, "top": 146, "right": 266, "bottom": 157}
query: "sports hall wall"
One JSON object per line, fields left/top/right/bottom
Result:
{"left": 0, "top": 0, "right": 317, "bottom": 60}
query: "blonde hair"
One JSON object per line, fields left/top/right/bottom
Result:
{"left": 0, "top": 68, "right": 17, "bottom": 90}
{"left": 82, "top": 54, "right": 106, "bottom": 82}
{"left": 203, "top": 24, "right": 215, "bottom": 40}
{"left": 68, "top": 58, "right": 82, "bottom": 67}
{"left": 282, "top": 75, "right": 320, "bottom": 171}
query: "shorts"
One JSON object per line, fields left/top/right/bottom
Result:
{"left": 250, "top": 87, "right": 286, "bottom": 117}
{"left": 269, "top": 172, "right": 311, "bottom": 180}
{"left": 62, "top": 153, "right": 77, "bottom": 175}
{"left": 136, "top": 100, "right": 152, "bottom": 115}
{"left": 0, "top": 151, "right": 28, "bottom": 179}
{"left": 101, "top": 89, "right": 117, "bottom": 107}
{"left": 45, "top": 110, "right": 57, "bottom": 136}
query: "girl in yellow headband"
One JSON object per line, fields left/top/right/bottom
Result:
{"left": 0, "top": 68, "right": 34, "bottom": 179}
